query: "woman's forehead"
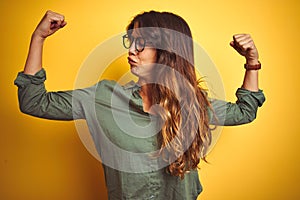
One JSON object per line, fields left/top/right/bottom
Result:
{"left": 128, "top": 28, "right": 143, "bottom": 38}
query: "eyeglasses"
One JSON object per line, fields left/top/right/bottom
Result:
{"left": 122, "top": 34, "right": 146, "bottom": 52}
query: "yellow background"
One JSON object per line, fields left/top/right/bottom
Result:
{"left": 1, "top": 0, "right": 299, "bottom": 199}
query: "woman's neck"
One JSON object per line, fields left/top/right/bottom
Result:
{"left": 137, "top": 79, "right": 153, "bottom": 113}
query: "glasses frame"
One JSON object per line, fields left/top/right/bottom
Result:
{"left": 122, "top": 34, "right": 146, "bottom": 52}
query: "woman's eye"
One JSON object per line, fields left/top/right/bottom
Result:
{"left": 129, "top": 37, "right": 134, "bottom": 43}
{"left": 137, "top": 38, "right": 146, "bottom": 46}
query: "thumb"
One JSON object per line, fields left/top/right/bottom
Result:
{"left": 60, "top": 20, "right": 67, "bottom": 28}
{"left": 49, "top": 20, "right": 67, "bottom": 35}
{"left": 229, "top": 41, "right": 245, "bottom": 56}
{"left": 229, "top": 41, "right": 239, "bottom": 52}
{"left": 229, "top": 41, "right": 235, "bottom": 48}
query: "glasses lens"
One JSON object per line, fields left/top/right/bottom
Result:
{"left": 136, "top": 37, "right": 146, "bottom": 52}
{"left": 122, "top": 35, "right": 131, "bottom": 49}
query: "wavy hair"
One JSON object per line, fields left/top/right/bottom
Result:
{"left": 127, "top": 11, "right": 215, "bottom": 179}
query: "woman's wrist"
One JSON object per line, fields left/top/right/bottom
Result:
{"left": 246, "top": 58, "right": 259, "bottom": 65}
{"left": 244, "top": 61, "right": 261, "bottom": 70}
{"left": 31, "top": 31, "right": 46, "bottom": 44}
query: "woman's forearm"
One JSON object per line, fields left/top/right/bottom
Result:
{"left": 241, "top": 59, "right": 260, "bottom": 92}
{"left": 230, "top": 34, "right": 260, "bottom": 92}
{"left": 241, "top": 70, "right": 259, "bottom": 92}
{"left": 23, "top": 34, "right": 45, "bottom": 75}
{"left": 22, "top": 10, "right": 66, "bottom": 75}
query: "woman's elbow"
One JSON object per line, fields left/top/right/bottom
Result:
{"left": 246, "top": 112, "right": 257, "bottom": 123}
{"left": 18, "top": 97, "right": 40, "bottom": 116}
{"left": 239, "top": 109, "right": 258, "bottom": 124}
{"left": 19, "top": 102, "right": 35, "bottom": 115}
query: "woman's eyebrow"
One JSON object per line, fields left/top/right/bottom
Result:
{"left": 130, "top": 33, "right": 142, "bottom": 38}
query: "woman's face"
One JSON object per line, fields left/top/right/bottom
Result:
{"left": 127, "top": 26, "right": 157, "bottom": 81}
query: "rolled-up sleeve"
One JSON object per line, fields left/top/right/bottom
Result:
{"left": 14, "top": 69, "right": 90, "bottom": 120}
{"left": 209, "top": 88, "right": 266, "bottom": 126}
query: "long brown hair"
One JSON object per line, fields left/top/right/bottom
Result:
{"left": 127, "top": 11, "right": 214, "bottom": 179}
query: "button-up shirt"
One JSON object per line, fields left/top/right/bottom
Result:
{"left": 14, "top": 69, "right": 265, "bottom": 200}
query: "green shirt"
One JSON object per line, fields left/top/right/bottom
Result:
{"left": 14, "top": 69, "right": 265, "bottom": 200}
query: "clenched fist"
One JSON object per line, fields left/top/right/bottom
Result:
{"left": 230, "top": 34, "right": 259, "bottom": 64}
{"left": 33, "top": 10, "right": 67, "bottom": 40}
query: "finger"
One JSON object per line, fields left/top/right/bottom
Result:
{"left": 47, "top": 10, "right": 65, "bottom": 19}
{"left": 49, "top": 17, "right": 65, "bottom": 26}
{"left": 233, "top": 35, "right": 251, "bottom": 45}
{"left": 50, "top": 21, "right": 62, "bottom": 30}
{"left": 233, "top": 35, "right": 255, "bottom": 51}
{"left": 59, "top": 21, "right": 67, "bottom": 28}
{"left": 241, "top": 41, "right": 256, "bottom": 51}
{"left": 230, "top": 41, "right": 243, "bottom": 52}
{"left": 233, "top": 33, "right": 250, "bottom": 40}
{"left": 46, "top": 10, "right": 65, "bottom": 25}
{"left": 230, "top": 41, "right": 235, "bottom": 47}
{"left": 233, "top": 35, "right": 251, "bottom": 47}
{"left": 235, "top": 37, "right": 253, "bottom": 47}
{"left": 48, "top": 12, "right": 66, "bottom": 30}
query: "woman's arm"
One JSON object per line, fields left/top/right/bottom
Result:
{"left": 15, "top": 11, "right": 88, "bottom": 120}
{"left": 24, "top": 10, "right": 66, "bottom": 75}
{"left": 209, "top": 88, "right": 265, "bottom": 126}
{"left": 209, "top": 34, "right": 265, "bottom": 126}
{"left": 230, "top": 34, "right": 260, "bottom": 92}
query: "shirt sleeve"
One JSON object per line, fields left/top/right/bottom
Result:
{"left": 14, "top": 68, "right": 93, "bottom": 120}
{"left": 209, "top": 88, "right": 266, "bottom": 126}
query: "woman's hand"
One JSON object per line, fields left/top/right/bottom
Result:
{"left": 229, "top": 33, "right": 260, "bottom": 91}
{"left": 32, "top": 10, "right": 67, "bottom": 40}
{"left": 230, "top": 34, "right": 259, "bottom": 65}
{"left": 23, "top": 11, "right": 66, "bottom": 75}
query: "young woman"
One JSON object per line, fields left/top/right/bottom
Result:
{"left": 15, "top": 10, "right": 265, "bottom": 199}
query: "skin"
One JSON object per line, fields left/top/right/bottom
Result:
{"left": 23, "top": 10, "right": 66, "bottom": 75}
{"left": 127, "top": 25, "right": 157, "bottom": 113}
{"left": 127, "top": 27, "right": 157, "bottom": 85}
{"left": 23, "top": 10, "right": 260, "bottom": 113}
{"left": 230, "top": 34, "right": 260, "bottom": 92}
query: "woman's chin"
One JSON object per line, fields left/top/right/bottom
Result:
{"left": 130, "top": 66, "right": 139, "bottom": 77}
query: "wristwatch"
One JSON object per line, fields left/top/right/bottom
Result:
{"left": 244, "top": 61, "right": 261, "bottom": 70}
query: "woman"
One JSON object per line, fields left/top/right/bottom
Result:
{"left": 15, "top": 10, "right": 265, "bottom": 199}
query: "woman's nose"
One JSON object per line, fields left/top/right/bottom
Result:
{"left": 129, "top": 40, "right": 137, "bottom": 55}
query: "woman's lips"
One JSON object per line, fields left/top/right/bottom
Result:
{"left": 127, "top": 57, "right": 137, "bottom": 66}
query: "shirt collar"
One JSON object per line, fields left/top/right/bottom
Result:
{"left": 123, "top": 81, "right": 141, "bottom": 99}
{"left": 123, "top": 81, "right": 141, "bottom": 91}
